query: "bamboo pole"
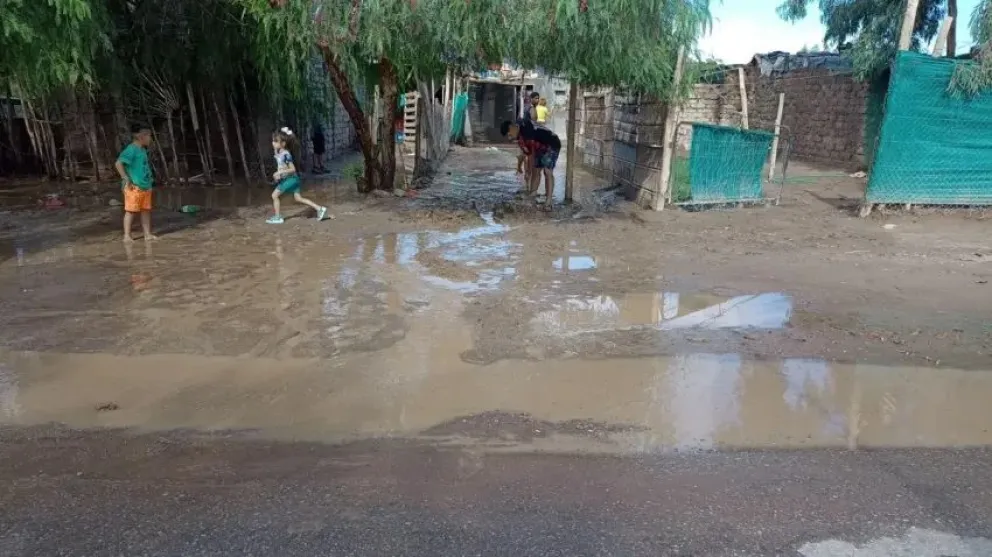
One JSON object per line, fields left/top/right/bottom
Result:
{"left": 240, "top": 74, "right": 266, "bottom": 182}
{"left": 199, "top": 90, "right": 215, "bottom": 182}
{"left": 165, "top": 114, "right": 183, "bottom": 184}
{"left": 82, "top": 96, "right": 102, "bottom": 181}
{"left": 656, "top": 46, "right": 686, "bottom": 211}
{"left": 212, "top": 92, "right": 235, "bottom": 180}
{"left": 229, "top": 91, "right": 251, "bottom": 180}
{"left": 186, "top": 84, "right": 209, "bottom": 179}
{"left": 768, "top": 93, "right": 785, "bottom": 180}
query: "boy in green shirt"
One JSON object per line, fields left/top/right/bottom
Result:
{"left": 114, "top": 125, "right": 156, "bottom": 242}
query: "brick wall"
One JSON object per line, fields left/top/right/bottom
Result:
{"left": 743, "top": 65, "right": 868, "bottom": 166}
{"left": 675, "top": 81, "right": 743, "bottom": 151}
{"left": 673, "top": 65, "right": 868, "bottom": 167}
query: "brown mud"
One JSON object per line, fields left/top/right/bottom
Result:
{"left": 1, "top": 146, "right": 991, "bottom": 451}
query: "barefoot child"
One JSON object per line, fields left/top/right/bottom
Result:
{"left": 267, "top": 127, "right": 328, "bottom": 224}
{"left": 501, "top": 119, "right": 561, "bottom": 209}
{"left": 115, "top": 125, "right": 157, "bottom": 242}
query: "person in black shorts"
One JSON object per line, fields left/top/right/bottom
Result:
{"left": 501, "top": 119, "right": 561, "bottom": 209}
{"left": 311, "top": 124, "right": 326, "bottom": 174}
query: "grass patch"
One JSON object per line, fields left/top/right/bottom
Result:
{"left": 671, "top": 157, "right": 691, "bottom": 203}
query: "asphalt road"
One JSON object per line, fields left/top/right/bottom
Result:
{"left": 3, "top": 426, "right": 992, "bottom": 556}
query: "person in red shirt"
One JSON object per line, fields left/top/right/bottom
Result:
{"left": 501, "top": 119, "right": 561, "bottom": 208}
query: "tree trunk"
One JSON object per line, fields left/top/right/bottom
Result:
{"left": 229, "top": 90, "right": 251, "bottom": 180}
{"left": 947, "top": 0, "right": 957, "bottom": 57}
{"left": 95, "top": 106, "right": 112, "bottom": 176}
{"left": 21, "top": 97, "right": 41, "bottom": 172}
{"left": 81, "top": 95, "right": 102, "bottom": 181}
{"left": 27, "top": 100, "right": 55, "bottom": 176}
{"left": 241, "top": 74, "right": 266, "bottom": 182}
{"left": 186, "top": 83, "right": 210, "bottom": 181}
{"left": 60, "top": 95, "right": 75, "bottom": 179}
{"left": 165, "top": 114, "right": 183, "bottom": 184}
{"left": 199, "top": 90, "right": 215, "bottom": 183}
{"left": 178, "top": 105, "right": 192, "bottom": 179}
{"left": 111, "top": 91, "right": 129, "bottom": 148}
{"left": 143, "top": 102, "right": 171, "bottom": 183}
{"left": 376, "top": 59, "right": 400, "bottom": 191}
{"left": 212, "top": 92, "right": 235, "bottom": 180}
{"left": 36, "top": 101, "right": 59, "bottom": 177}
{"left": 319, "top": 46, "right": 380, "bottom": 191}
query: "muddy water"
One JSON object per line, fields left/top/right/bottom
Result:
{"left": 2, "top": 209, "right": 992, "bottom": 453}
{"left": 1, "top": 349, "right": 991, "bottom": 453}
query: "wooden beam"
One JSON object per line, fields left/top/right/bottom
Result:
{"left": 564, "top": 82, "right": 579, "bottom": 202}
{"left": 737, "top": 67, "right": 749, "bottom": 129}
{"left": 656, "top": 46, "right": 686, "bottom": 211}
{"left": 899, "top": 0, "right": 920, "bottom": 50}
{"left": 932, "top": 16, "right": 954, "bottom": 56}
{"left": 768, "top": 93, "right": 785, "bottom": 180}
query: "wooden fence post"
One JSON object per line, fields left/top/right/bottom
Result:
{"left": 656, "top": 46, "right": 686, "bottom": 211}
{"left": 737, "top": 67, "right": 749, "bottom": 129}
{"left": 769, "top": 93, "right": 785, "bottom": 180}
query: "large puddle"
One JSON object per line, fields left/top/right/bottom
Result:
{"left": 0, "top": 349, "right": 990, "bottom": 453}
{"left": 532, "top": 292, "right": 793, "bottom": 335}
{"left": 3, "top": 208, "right": 986, "bottom": 454}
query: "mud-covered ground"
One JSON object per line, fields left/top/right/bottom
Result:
{"left": 4, "top": 147, "right": 992, "bottom": 554}
{"left": 2, "top": 146, "right": 990, "bottom": 370}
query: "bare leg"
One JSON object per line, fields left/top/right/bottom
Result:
{"left": 271, "top": 189, "right": 282, "bottom": 216}
{"left": 544, "top": 168, "right": 555, "bottom": 208}
{"left": 123, "top": 212, "right": 135, "bottom": 242}
{"left": 529, "top": 162, "right": 541, "bottom": 195}
{"left": 141, "top": 211, "right": 156, "bottom": 240}
{"left": 293, "top": 192, "right": 323, "bottom": 212}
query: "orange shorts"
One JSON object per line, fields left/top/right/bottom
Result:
{"left": 123, "top": 185, "right": 152, "bottom": 212}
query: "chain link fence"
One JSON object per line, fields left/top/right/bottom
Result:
{"left": 866, "top": 51, "right": 992, "bottom": 206}
{"left": 575, "top": 87, "right": 790, "bottom": 207}
{"left": 668, "top": 121, "right": 790, "bottom": 206}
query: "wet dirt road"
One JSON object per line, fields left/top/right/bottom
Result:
{"left": 3, "top": 147, "right": 992, "bottom": 554}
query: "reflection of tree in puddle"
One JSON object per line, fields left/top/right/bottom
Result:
{"left": 313, "top": 235, "right": 408, "bottom": 356}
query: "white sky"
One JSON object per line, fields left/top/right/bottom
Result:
{"left": 699, "top": 0, "right": 980, "bottom": 64}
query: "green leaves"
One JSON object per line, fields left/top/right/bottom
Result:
{"left": 243, "top": 0, "right": 711, "bottom": 99}
{"left": 1, "top": 0, "right": 109, "bottom": 95}
{"left": 776, "top": 0, "right": 946, "bottom": 79}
